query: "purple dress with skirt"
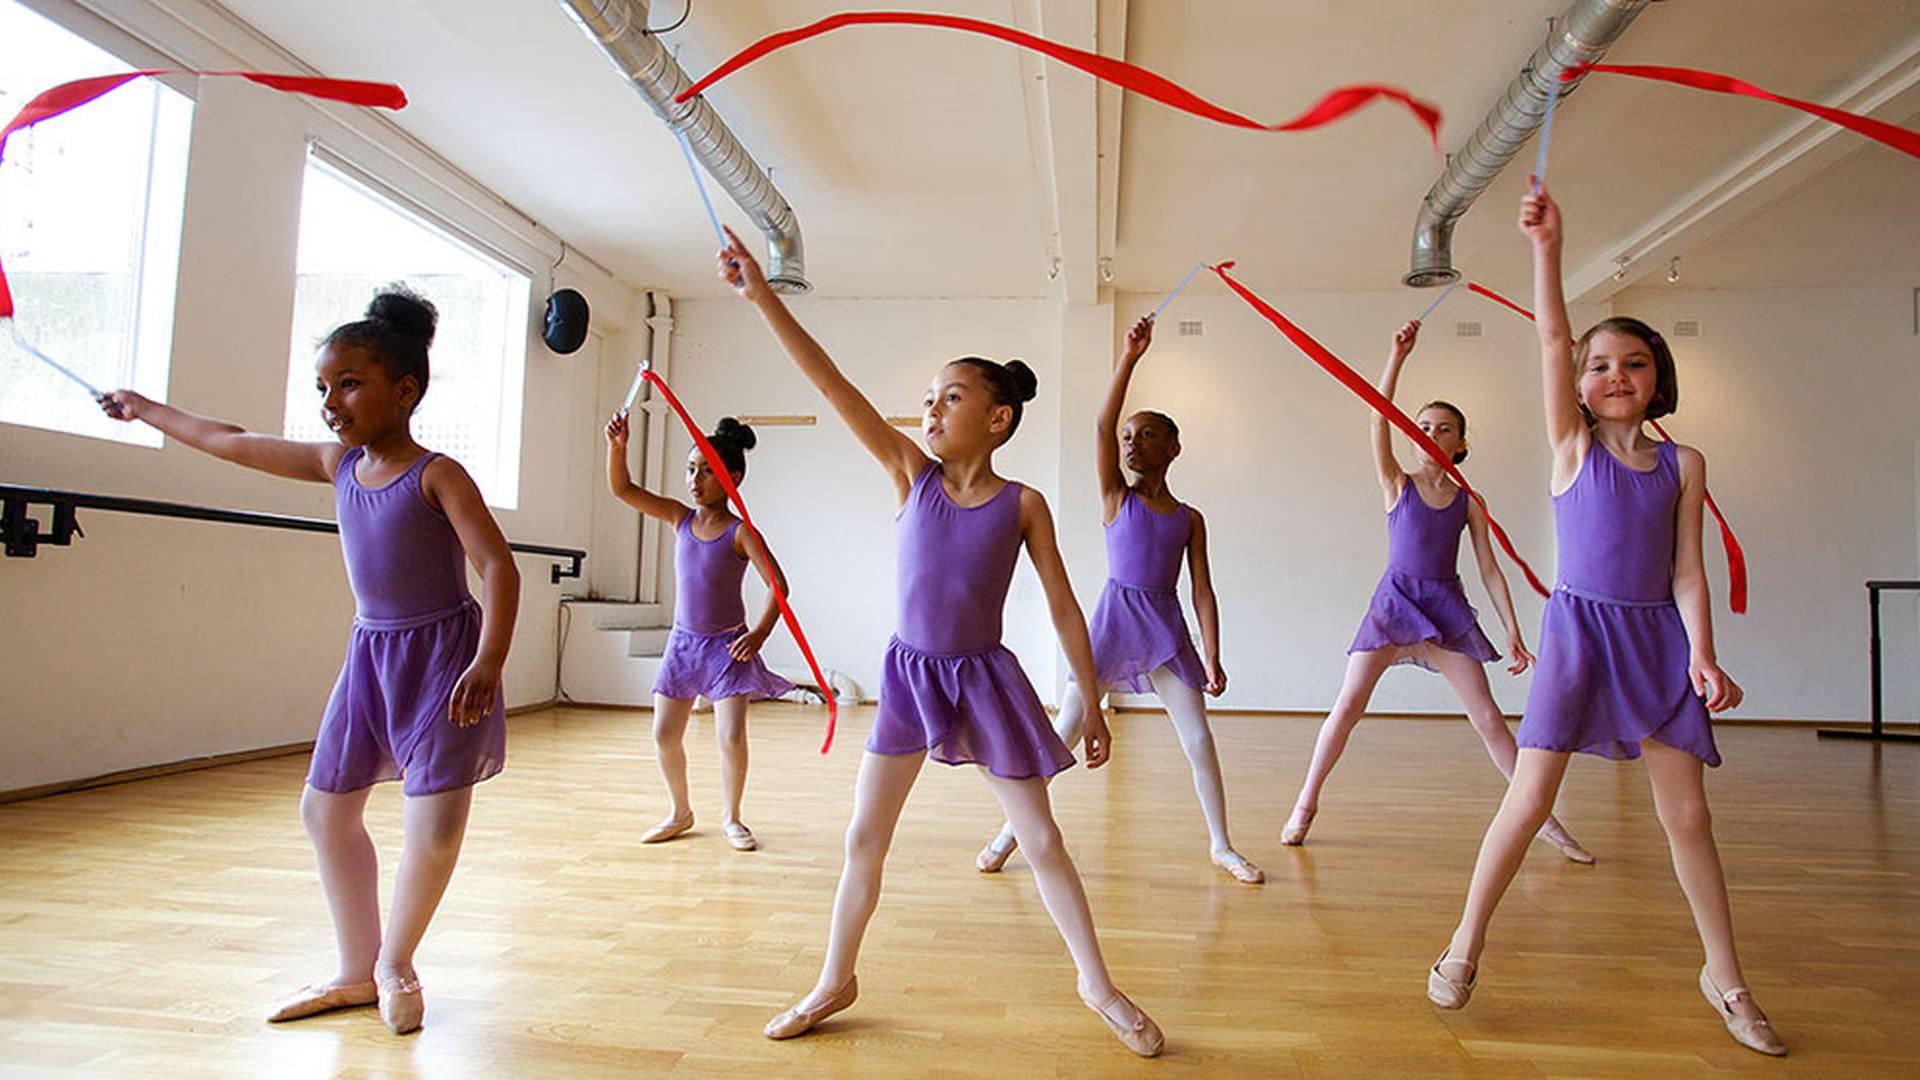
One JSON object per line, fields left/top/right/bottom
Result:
{"left": 1516, "top": 439, "right": 1720, "bottom": 766}
{"left": 1348, "top": 479, "right": 1501, "bottom": 671}
{"left": 1081, "top": 490, "right": 1209, "bottom": 692}
{"left": 652, "top": 512, "right": 796, "bottom": 702}
{"left": 866, "top": 462, "right": 1077, "bottom": 780}
{"left": 308, "top": 447, "right": 505, "bottom": 797}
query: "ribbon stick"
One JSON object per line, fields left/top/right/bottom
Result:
{"left": 675, "top": 129, "right": 728, "bottom": 246}
{"left": 1149, "top": 261, "right": 1206, "bottom": 321}
{"left": 1532, "top": 67, "right": 1563, "bottom": 190}
{"left": 1, "top": 70, "right": 407, "bottom": 321}
{"left": 1211, "top": 262, "right": 1550, "bottom": 598}
{"left": 639, "top": 366, "right": 840, "bottom": 752}
{"left": 1463, "top": 278, "right": 1748, "bottom": 613}
{"left": 1414, "top": 277, "right": 1460, "bottom": 324}
{"left": 621, "top": 362, "right": 650, "bottom": 413}
{"left": 8, "top": 323, "right": 102, "bottom": 398}
{"left": 678, "top": 11, "right": 1442, "bottom": 150}
{"left": 1571, "top": 62, "right": 1920, "bottom": 162}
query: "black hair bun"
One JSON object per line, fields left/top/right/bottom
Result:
{"left": 1004, "top": 359, "right": 1039, "bottom": 402}
{"left": 712, "top": 416, "right": 757, "bottom": 452}
{"left": 367, "top": 285, "right": 437, "bottom": 347}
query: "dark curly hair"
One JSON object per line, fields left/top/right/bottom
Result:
{"left": 949, "top": 356, "right": 1039, "bottom": 443}
{"left": 321, "top": 285, "right": 437, "bottom": 411}
{"left": 707, "top": 416, "right": 757, "bottom": 477}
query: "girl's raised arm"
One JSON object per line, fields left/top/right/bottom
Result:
{"left": 1096, "top": 316, "right": 1152, "bottom": 521}
{"left": 101, "top": 392, "right": 340, "bottom": 482}
{"left": 719, "top": 228, "right": 928, "bottom": 503}
{"left": 1521, "top": 187, "right": 1588, "bottom": 478}
{"left": 605, "top": 411, "right": 691, "bottom": 525}
{"left": 1371, "top": 320, "right": 1419, "bottom": 510}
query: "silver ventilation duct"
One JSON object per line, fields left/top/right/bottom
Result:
{"left": 559, "top": 0, "right": 810, "bottom": 293}
{"left": 1405, "top": 0, "right": 1651, "bottom": 286}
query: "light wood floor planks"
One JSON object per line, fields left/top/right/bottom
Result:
{"left": 1, "top": 704, "right": 1915, "bottom": 1077}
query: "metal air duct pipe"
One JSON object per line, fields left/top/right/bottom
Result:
{"left": 559, "top": 0, "right": 810, "bottom": 293}
{"left": 1405, "top": 0, "right": 1652, "bottom": 286}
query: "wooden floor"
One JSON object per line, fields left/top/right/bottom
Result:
{"left": 1, "top": 705, "right": 1915, "bottom": 1078}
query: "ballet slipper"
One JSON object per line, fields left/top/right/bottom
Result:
{"left": 1700, "top": 966, "right": 1786, "bottom": 1056}
{"left": 376, "top": 972, "right": 424, "bottom": 1035}
{"left": 641, "top": 812, "right": 694, "bottom": 843}
{"left": 1210, "top": 849, "right": 1266, "bottom": 884}
{"left": 1079, "top": 986, "right": 1164, "bottom": 1057}
{"left": 1427, "top": 949, "right": 1476, "bottom": 1010}
{"left": 266, "top": 979, "right": 377, "bottom": 1022}
{"left": 976, "top": 833, "right": 1018, "bottom": 873}
{"left": 1536, "top": 822, "right": 1596, "bottom": 864}
{"left": 1281, "top": 805, "right": 1316, "bottom": 846}
{"left": 722, "top": 821, "right": 758, "bottom": 851}
{"left": 764, "top": 976, "right": 858, "bottom": 1039}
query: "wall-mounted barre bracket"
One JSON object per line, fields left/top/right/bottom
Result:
{"left": 0, "top": 484, "right": 586, "bottom": 584}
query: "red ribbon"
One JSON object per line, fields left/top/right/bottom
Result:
{"left": 0, "top": 70, "right": 409, "bottom": 319}
{"left": 641, "top": 368, "right": 839, "bottom": 753}
{"left": 678, "top": 11, "right": 1441, "bottom": 150}
{"left": 1211, "top": 262, "right": 1550, "bottom": 599}
{"left": 1463, "top": 280, "right": 1748, "bottom": 614}
{"left": 1572, "top": 62, "right": 1920, "bottom": 162}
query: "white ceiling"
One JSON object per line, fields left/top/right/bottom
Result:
{"left": 212, "top": 0, "right": 1920, "bottom": 299}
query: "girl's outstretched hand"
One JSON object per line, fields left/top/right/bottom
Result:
{"left": 605, "top": 411, "right": 631, "bottom": 448}
{"left": 1122, "top": 315, "right": 1153, "bottom": 362}
{"left": 1689, "top": 656, "right": 1744, "bottom": 713}
{"left": 1506, "top": 635, "right": 1536, "bottom": 676}
{"left": 1520, "top": 183, "right": 1562, "bottom": 249}
{"left": 448, "top": 658, "right": 502, "bottom": 727}
{"left": 1390, "top": 319, "right": 1421, "bottom": 362}
{"left": 99, "top": 390, "right": 148, "bottom": 422}
{"left": 728, "top": 625, "right": 770, "bottom": 663}
{"left": 1082, "top": 707, "right": 1113, "bottom": 769}
{"left": 717, "top": 226, "right": 769, "bottom": 302}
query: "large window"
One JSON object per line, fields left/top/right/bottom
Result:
{"left": 0, "top": 1, "right": 190, "bottom": 448}
{"left": 282, "top": 156, "right": 530, "bottom": 508}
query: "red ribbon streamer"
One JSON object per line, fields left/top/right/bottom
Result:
{"left": 641, "top": 369, "right": 839, "bottom": 753}
{"left": 0, "top": 70, "right": 409, "bottom": 319}
{"left": 1463, "top": 279, "right": 1748, "bottom": 614}
{"left": 1572, "top": 62, "right": 1920, "bottom": 162}
{"left": 1212, "top": 262, "right": 1550, "bottom": 599}
{"left": 678, "top": 11, "right": 1441, "bottom": 150}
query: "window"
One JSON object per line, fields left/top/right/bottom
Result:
{"left": 282, "top": 155, "right": 530, "bottom": 508}
{"left": 0, "top": 1, "right": 190, "bottom": 448}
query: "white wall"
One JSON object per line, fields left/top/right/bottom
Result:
{"left": 0, "top": 7, "right": 635, "bottom": 792}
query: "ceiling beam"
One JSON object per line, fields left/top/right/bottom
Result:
{"left": 1016, "top": 0, "right": 1101, "bottom": 304}
{"left": 1567, "top": 32, "right": 1920, "bottom": 303}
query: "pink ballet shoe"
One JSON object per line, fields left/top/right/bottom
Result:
{"left": 376, "top": 972, "right": 424, "bottom": 1035}
{"left": 1700, "top": 966, "right": 1786, "bottom": 1056}
{"left": 722, "top": 821, "right": 758, "bottom": 851}
{"left": 976, "top": 833, "right": 1018, "bottom": 873}
{"left": 641, "top": 813, "right": 694, "bottom": 844}
{"left": 1537, "top": 823, "right": 1596, "bottom": 864}
{"left": 1080, "top": 986, "right": 1164, "bottom": 1057}
{"left": 1281, "top": 805, "right": 1316, "bottom": 846}
{"left": 764, "top": 976, "right": 858, "bottom": 1039}
{"left": 1427, "top": 950, "right": 1476, "bottom": 1010}
{"left": 1211, "top": 849, "right": 1265, "bottom": 884}
{"left": 266, "top": 979, "right": 377, "bottom": 1022}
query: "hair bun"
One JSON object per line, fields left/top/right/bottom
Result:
{"left": 366, "top": 285, "right": 438, "bottom": 347}
{"left": 712, "top": 416, "right": 757, "bottom": 452}
{"left": 1004, "top": 359, "right": 1039, "bottom": 402}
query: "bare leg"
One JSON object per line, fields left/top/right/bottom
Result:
{"left": 1642, "top": 738, "right": 1771, "bottom": 1025}
{"left": 713, "top": 695, "right": 751, "bottom": 827}
{"left": 982, "top": 680, "right": 1095, "bottom": 865}
{"left": 649, "top": 694, "right": 695, "bottom": 831}
{"left": 792, "top": 750, "right": 925, "bottom": 1008}
{"left": 1444, "top": 749, "right": 1571, "bottom": 969}
{"left": 299, "top": 784, "right": 381, "bottom": 986}
{"left": 1286, "top": 649, "right": 1398, "bottom": 839}
{"left": 1427, "top": 648, "right": 1590, "bottom": 861}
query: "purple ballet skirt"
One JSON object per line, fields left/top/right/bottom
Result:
{"left": 1081, "top": 490, "right": 1207, "bottom": 692}
{"left": 1516, "top": 440, "right": 1720, "bottom": 767}
{"left": 867, "top": 463, "right": 1076, "bottom": 780}
{"left": 651, "top": 512, "right": 795, "bottom": 702}
{"left": 309, "top": 448, "right": 505, "bottom": 797}
{"left": 1348, "top": 480, "right": 1500, "bottom": 672}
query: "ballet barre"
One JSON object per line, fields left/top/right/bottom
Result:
{"left": 0, "top": 483, "right": 587, "bottom": 584}
{"left": 1818, "top": 580, "right": 1920, "bottom": 743}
